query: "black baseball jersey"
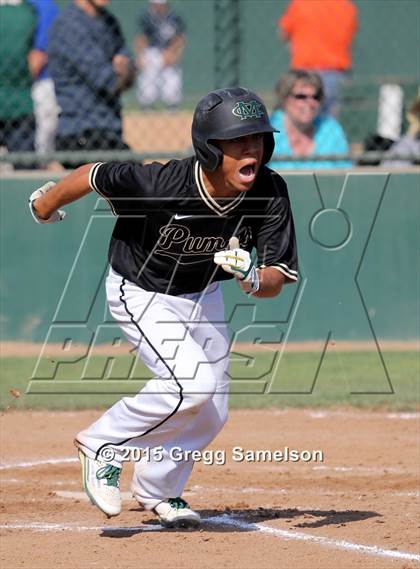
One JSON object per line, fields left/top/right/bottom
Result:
{"left": 89, "top": 157, "right": 298, "bottom": 295}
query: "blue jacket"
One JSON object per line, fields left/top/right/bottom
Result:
{"left": 48, "top": 3, "right": 130, "bottom": 136}
{"left": 269, "top": 110, "right": 352, "bottom": 170}
{"left": 28, "top": 0, "right": 59, "bottom": 80}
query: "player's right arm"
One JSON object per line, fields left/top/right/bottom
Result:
{"left": 30, "top": 164, "right": 94, "bottom": 222}
{"left": 31, "top": 161, "right": 165, "bottom": 223}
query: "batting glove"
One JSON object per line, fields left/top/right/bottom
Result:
{"left": 29, "top": 181, "right": 66, "bottom": 224}
{"left": 214, "top": 240, "right": 260, "bottom": 294}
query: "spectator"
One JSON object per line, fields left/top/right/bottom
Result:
{"left": 28, "top": 0, "right": 61, "bottom": 168}
{"left": 278, "top": 0, "right": 358, "bottom": 117}
{"left": 135, "top": 0, "right": 186, "bottom": 109}
{"left": 382, "top": 96, "right": 420, "bottom": 168}
{"left": 0, "top": 0, "right": 36, "bottom": 156}
{"left": 48, "top": 0, "right": 135, "bottom": 164}
{"left": 269, "top": 70, "right": 352, "bottom": 170}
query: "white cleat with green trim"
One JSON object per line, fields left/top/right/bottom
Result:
{"left": 154, "top": 497, "right": 201, "bottom": 529}
{"left": 77, "top": 449, "right": 122, "bottom": 518}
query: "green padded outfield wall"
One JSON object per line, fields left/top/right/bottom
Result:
{"left": 1, "top": 173, "right": 418, "bottom": 344}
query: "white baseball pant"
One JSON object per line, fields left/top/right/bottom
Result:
{"left": 76, "top": 267, "right": 230, "bottom": 510}
{"left": 31, "top": 78, "right": 59, "bottom": 154}
{"left": 137, "top": 47, "right": 182, "bottom": 107}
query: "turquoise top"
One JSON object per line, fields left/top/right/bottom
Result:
{"left": 269, "top": 110, "right": 353, "bottom": 170}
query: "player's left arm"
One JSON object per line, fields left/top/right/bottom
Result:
{"left": 215, "top": 175, "right": 298, "bottom": 297}
{"left": 253, "top": 266, "right": 286, "bottom": 298}
{"left": 214, "top": 241, "right": 286, "bottom": 298}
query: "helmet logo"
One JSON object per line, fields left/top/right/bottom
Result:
{"left": 232, "top": 100, "right": 265, "bottom": 120}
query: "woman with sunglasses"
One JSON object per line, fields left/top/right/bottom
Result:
{"left": 269, "top": 69, "right": 352, "bottom": 170}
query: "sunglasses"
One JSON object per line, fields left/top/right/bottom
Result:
{"left": 290, "top": 92, "right": 322, "bottom": 101}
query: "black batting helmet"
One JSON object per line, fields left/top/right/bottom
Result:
{"left": 192, "top": 87, "right": 278, "bottom": 172}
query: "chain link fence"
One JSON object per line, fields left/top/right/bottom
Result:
{"left": 0, "top": 0, "right": 419, "bottom": 170}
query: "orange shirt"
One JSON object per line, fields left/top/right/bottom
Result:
{"left": 279, "top": 0, "right": 358, "bottom": 71}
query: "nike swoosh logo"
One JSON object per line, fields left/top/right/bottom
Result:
{"left": 174, "top": 214, "right": 194, "bottom": 220}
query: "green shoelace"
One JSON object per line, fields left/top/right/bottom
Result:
{"left": 168, "top": 497, "right": 188, "bottom": 510}
{"left": 96, "top": 465, "right": 121, "bottom": 488}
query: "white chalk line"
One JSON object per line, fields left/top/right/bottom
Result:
{"left": 1, "top": 455, "right": 418, "bottom": 562}
{"left": 307, "top": 410, "right": 420, "bottom": 421}
{"left": 1, "top": 485, "right": 415, "bottom": 500}
{"left": 188, "top": 486, "right": 420, "bottom": 499}
{"left": 248, "top": 463, "right": 412, "bottom": 474}
{"left": 393, "top": 491, "right": 420, "bottom": 497}
{"left": 0, "top": 521, "right": 160, "bottom": 533}
{"left": 244, "top": 409, "right": 420, "bottom": 420}
{"left": 0, "top": 457, "right": 78, "bottom": 470}
{"left": 312, "top": 465, "right": 406, "bottom": 474}
{"left": 206, "top": 515, "right": 420, "bottom": 562}
{"left": 1, "top": 457, "right": 415, "bottom": 476}
{"left": 54, "top": 489, "right": 289, "bottom": 501}
{"left": 56, "top": 491, "right": 134, "bottom": 501}
{"left": 1, "top": 515, "right": 419, "bottom": 562}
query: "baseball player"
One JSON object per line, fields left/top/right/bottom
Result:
{"left": 29, "top": 87, "right": 298, "bottom": 528}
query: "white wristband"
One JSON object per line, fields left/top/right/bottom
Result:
{"left": 237, "top": 266, "right": 260, "bottom": 295}
{"left": 29, "top": 182, "right": 66, "bottom": 224}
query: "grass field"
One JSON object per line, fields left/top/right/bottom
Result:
{"left": 1, "top": 351, "right": 418, "bottom": 411}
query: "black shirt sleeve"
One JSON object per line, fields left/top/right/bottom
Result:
{"left": 256, "top": 174, "right": 298, "bottom": 282}
{"left": 89, "top": 161, "right": 163, "bottom": 215}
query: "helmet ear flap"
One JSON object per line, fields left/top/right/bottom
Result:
{"left": 205, "top": 141, "right": 223, "bottom": 171}
{"left": 193, "top": 139, "right": 223, "bottom": 172}
{"left": 262, "top": 132, "right": 275, "bottom": 164}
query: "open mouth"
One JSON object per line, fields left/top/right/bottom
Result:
{"left": 238, "top": 162, "right": 257, "bottom": 183}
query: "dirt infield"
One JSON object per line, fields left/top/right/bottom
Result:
{"left": 1, "top": 409, "right": 419, "bottom": 568}
{"left": 123, "top": 111, "right": 192, "bottom": 154}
